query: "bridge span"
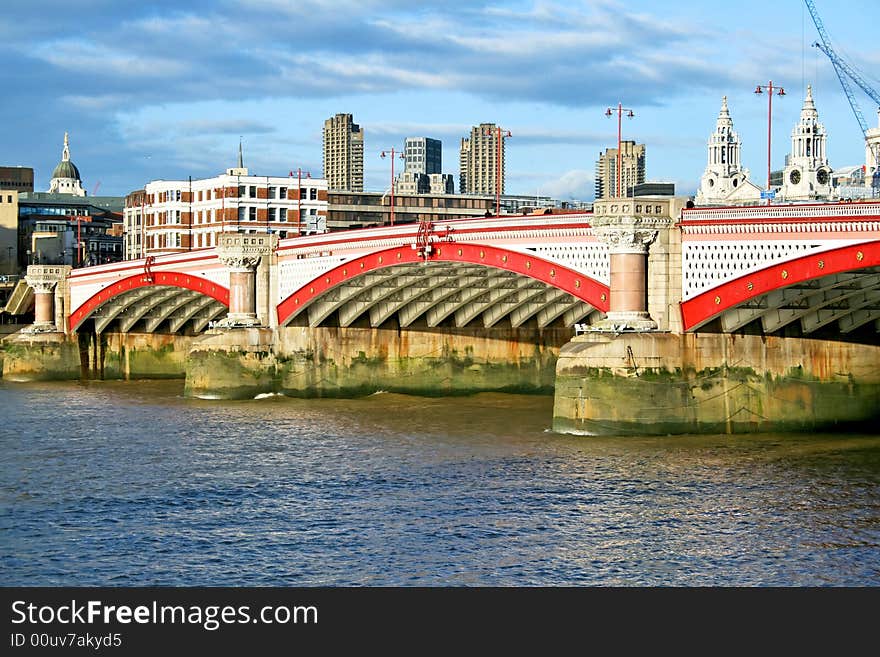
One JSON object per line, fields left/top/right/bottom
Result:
{"left": 5, "top": 198, "right": 880, "bottom": 434}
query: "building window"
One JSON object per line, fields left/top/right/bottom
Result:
{"left": 248, "top": 207, "right": 257, "bottom": 221}
{"left": 249, "top": 186, "right": 257, "bottom": 198}
{"left": 238, "top": 206, "right": 246, "bottom": 222}
{"left": 238, "top": 185, "right": 246, "bottom": 197}
{"left": 279, "top": 208, "right": 287, "bottom": 222}
{"left": 269, "top": 187, "right": 276, "bottom": 199}
{"left": 268, "top": 208, "right": 276, "bottom": 222}
{"left": 310, "top": 188, "right": 317, "bottom": 200}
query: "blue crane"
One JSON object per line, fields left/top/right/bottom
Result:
{"left": 804, "top": 0, "right": 879, "bottom": 191}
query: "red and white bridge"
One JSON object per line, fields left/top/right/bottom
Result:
{"left": 24, "top": 201, "right": 880, "bottom": 340}
{"left": 679, "top": 202, "right": 880, "bottom": 336}
{"left": 63, "top": 212, "right": 610, "bottom": 335}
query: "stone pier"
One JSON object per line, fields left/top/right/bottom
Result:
{"left": 2, "top": 265, "right": 80, "bottom": 381}
{"left": 553, "top": 332, "right": 880, "bottom": 435}
{"left": 184, "top": 233, "right": 278, "bottom": 398}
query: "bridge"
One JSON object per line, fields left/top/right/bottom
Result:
{"left": 7, "top": 198, "right": 880, "bottom": 433}
{"left": 679, "top": 203, "right": 880, "bottom": 336}
{"left": 40, "top": 212, "right": 613, "bottom": 337}
{"left": 17, "top": 199, "right": 870, "bottom": 340}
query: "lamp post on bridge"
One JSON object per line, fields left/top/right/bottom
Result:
{"left": 605, "top": 103, "right": 635, "bottom": 198}
{"left": 754, "top": 80, "right": 786, "bottom": 205}
{"left": 483, "top": 125, "right": 511, "bottom": 216}
{"left": 380, "top": 148, "right": 405, "bottom": 226}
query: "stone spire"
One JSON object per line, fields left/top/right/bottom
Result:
{"left": 62, "top": 132, "right": 70, "bottom": 162}
{"left": 695, "top": 96, "right": 761, "bottom": 205}
{"left": 717, "top": 95, "right": 732, "bottom": 129}
{"left": 800, "top": 84, "right": 818, "bottom": 121}
{"left": 226, "top": 137, "right": 249, "bottom": 176}
{"left": 782, "top": 84, "right": 831, "bottom": 200}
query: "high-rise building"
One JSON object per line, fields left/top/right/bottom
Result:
{"left": 323, "top": 114, "right": 363, "bottom": 192}
{"left": 781, "top": 85, "right": 832, "bottom": 201}
{"left": 594, "top": 141, "right": 645, "bottom": 199}
{"left": 404, "top": 137, "right": 442, "bottom": 175}
{"left": 459, "top": 123, "right": 506, "bottom": 197}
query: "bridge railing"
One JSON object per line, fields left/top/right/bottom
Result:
{"left": 682, "top": 201, "right": 880, "bottom": 223}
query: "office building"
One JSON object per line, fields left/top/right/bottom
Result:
{"left": 0, "top": 166, "right": 34, "bottom": 193}
{"left": 404, "top": 137, "right": 442, "bottom": 175}
{"left": 123, "top": 158, "right": 328, "bottom": 259}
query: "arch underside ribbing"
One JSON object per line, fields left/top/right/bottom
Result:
{"left": 80, "top": 286, "right": 228, "bottom": 334}
{"left": 282, "top": 261, "right": 603, "bottom": 329}
{"left": 682, "top": 242, "right": 880, "bottom": 334}
{"left": 713, "top": 267, "right": 880, "bottom": 335}
{"left": 69, "top": 271, "right": 230, "bottom": 333}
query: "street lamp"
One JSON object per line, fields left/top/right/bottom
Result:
{"left": 483, "top": 126, "right": 512, "bottom": 216}
{"left": 605, "top": 103, "right": 635, "bottom": 198}
{"left": 754, "top": 80, "right": 786, "bottom": 204}
{"left": 380, "top": 148, "right": 405, "bottom": 226}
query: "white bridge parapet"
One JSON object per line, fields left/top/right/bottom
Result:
{"left": 681, "top": 200, "right": 880, "bottom": 222}
{"left": 274, "top": 213, "right": 609, "bottom": 305}
{"left": 680, "top": 203, "right": 880, "bottom": 300}
{"left": 68, "top": 250, "right": 229, "bottom": 313}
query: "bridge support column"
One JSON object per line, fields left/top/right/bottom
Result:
{"left": 23, "top": 265, "right": 71, "bottom": 333}
{"left": 553, "top": 332, "right": 880, "bottom": 435}
{"left": 591, "top": 215, "right": 670, "bottom": 331}
{"left": 1, "top": 265, "right": 79, "bottom": 381}
{"left": 214, "top": 233, "right": 277, "bottom": 328}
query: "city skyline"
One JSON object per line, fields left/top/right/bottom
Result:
{"left": 2, "top": 0, "right": 878, "bottom": 200}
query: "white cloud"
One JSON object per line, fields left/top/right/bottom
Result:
{"left": 538, "top": 169, "right": 595, "bottom": 199}
{"left": 34, "top": 39, "right": 187, "bottom": 77}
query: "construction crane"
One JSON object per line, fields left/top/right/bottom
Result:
{"left": 804, "top": 0, "right": 880, "bottom": 193}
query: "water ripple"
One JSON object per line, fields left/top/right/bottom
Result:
{"left": 1, "top": 380, "right": 879, "bottom": 586}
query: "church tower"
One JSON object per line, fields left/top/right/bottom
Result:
{"left": 48, "top": 132, "right": 86, "bottom": 196}
{"left": 695, "top": 96, "right": 761, "bottom": 205}
{"left": 781, "top": 85, "right": 832, "bottom": 200}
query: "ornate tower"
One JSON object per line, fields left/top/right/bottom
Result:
{"left": 48, "top": 132, "right": 86, "bottom": 196}
{"left": 696, "top": 97, "right": 759, "bottom": 204}
{"left": 781, "top": 85, "right": 832, "bottom": 200}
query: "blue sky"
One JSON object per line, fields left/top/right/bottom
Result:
{"left": 2, "top": 0, "right": 878, "bottom": 200}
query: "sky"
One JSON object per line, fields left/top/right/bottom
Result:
{"left": 2, "top": 0, "right": 878, "bottom": 201}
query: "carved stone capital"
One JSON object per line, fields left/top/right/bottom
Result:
{"left": 220, "top": 255, "right": 263, "bottom": 272}
{"left": 25, "top": 265, "right": 70, "bottom": 293}
{"left": 216, "top": 232, "right": 277, "bottom": 271}
{"left": 590, "top": 215, "right": 670, "bottom": 254}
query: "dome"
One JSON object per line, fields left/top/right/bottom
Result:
{"left": 51, "top": 159, "right": 80, "bottom": 181}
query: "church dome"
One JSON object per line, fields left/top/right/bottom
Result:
{"left": 51, "top": 159, "right": 80, "bottom": 181}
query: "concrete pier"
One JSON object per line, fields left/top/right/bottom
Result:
{"left": 553, "top": 332, "right": 880, "bottom": 435}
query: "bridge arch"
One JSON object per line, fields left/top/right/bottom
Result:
{"left": 681, "top": 240, "right": 880, "bottom": 333}
{"left": 277, "top": 243, "right": 610, "bottom": 329}
{"left": 69, "top": 271, "right": 229, "bottom": 334}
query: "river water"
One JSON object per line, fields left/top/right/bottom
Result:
{"left": 1, "top": 379, "right": 878, "bottom": 586}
